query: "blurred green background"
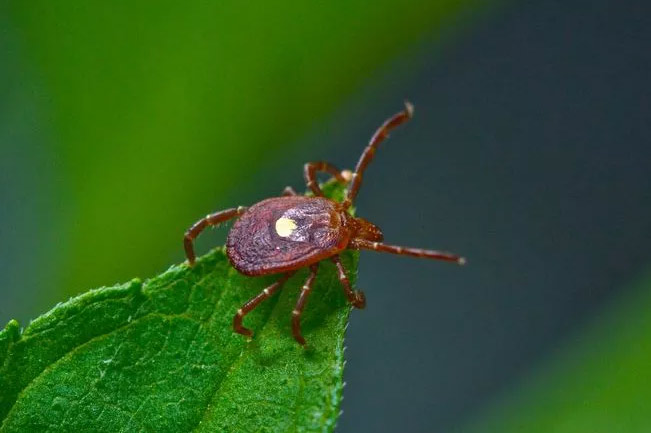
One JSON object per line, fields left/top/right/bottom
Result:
{"left": 2, "top": 1, "right": 651, "bottom": 432}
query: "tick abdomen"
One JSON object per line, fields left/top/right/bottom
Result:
{"left": 226, "top": 196, "right": 350, "bottom": 276}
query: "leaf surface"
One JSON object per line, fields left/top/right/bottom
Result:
{"left": 0, "top": 184, "right": 357, "bottom": 433}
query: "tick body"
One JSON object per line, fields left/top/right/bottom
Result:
{"left": 184, "top": 102, "right": 465, "bottom": 345}
{"left": 227, "top": 196, "right": 350, "bottom": 276}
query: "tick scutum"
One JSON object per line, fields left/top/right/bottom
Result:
{"left": 226, "top": 196, "right": 350, "bottom": 276}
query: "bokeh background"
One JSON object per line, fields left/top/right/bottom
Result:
{"left": 2, "top": 1, "right": 651, "bottom": 432}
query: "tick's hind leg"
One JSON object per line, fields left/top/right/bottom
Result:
{"left": 184, "top": 206, "right": 247, "bottom": 265}
{"left": 291, "top": 264, "right": 319, "bottom": 346}
{"left": 233, "top": 271, "right": 296, "bottom": 338}
{"left": 303, "top": 161, "right": 350, "bottom": 197}
{"left": 331, "top": 255, "right": 366, "bottom": 309}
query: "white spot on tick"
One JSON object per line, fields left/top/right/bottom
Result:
{"left": 275, "top": 217, "right": 297, "bottom": 237}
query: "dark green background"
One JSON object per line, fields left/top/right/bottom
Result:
{"left": 2, "top": 1, "right": 650, "bottom": 432}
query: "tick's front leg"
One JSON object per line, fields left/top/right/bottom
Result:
{"left": 342, "top": 102, "right": 413, "bottom": 209}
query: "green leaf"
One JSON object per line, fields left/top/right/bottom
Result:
{"left": 463, "top": 271, "right": 651, "bottom": 433}
{"left": 0, "top": 183, "right": 358, "bottom": 433}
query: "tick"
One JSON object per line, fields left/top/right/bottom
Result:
{"left": 184, "top": 102, "right": 465, "bottom": 345}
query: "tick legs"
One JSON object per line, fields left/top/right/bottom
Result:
{"left": 184, "top": 206, "right": 247, "bottom": 265}
{"left": 350, "top": 238, "right": 466, "bottom": 265}
{"left": 331, "top": 255, "right": 366, "bottom": 309}
{"left": 342, "top": 102, "right": 414, "bottom": 209}
{"left": 233, "top": 271, "right": 296, "bottom": 338}
{"left": 303, "top": 161, "right": 348, "bottom": 197}
{"left": 292, "top": 264, "right": 319, "bottom": 346}
{"left": 233, "top": 265, "right": 319, "bottom": 345}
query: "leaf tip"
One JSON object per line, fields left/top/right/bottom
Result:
{"left": 2, "top": 319, "right": 21, "bottom": 342}
{"left": 126, "top": 278, "right": 144, "bottom": 294}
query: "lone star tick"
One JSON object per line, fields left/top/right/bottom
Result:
{"left": 184, "top": 102, "right": 465, "bottom": 345}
